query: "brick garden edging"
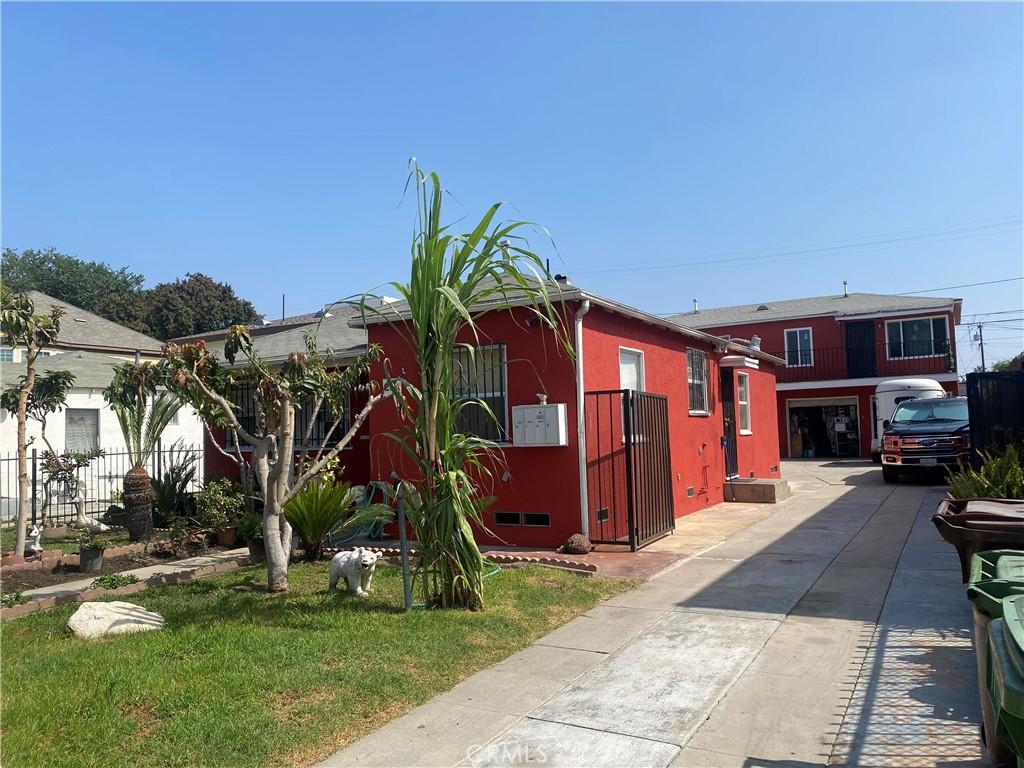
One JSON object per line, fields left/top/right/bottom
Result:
{"left": 0, "top": 541, "right": 149, "bottom": 574}
{"left": 323, "top": 545, "right": 599, "bottom": 575}
{"left": 0, "top": 554, "right": 252, "bottom": 622}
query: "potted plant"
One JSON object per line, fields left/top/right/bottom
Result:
{"left": 78, "top": 532, "right": 106, "bottom": 573}
{"left": 236, "top": 511, "right": 265, "bottom": 564}
{"left": 196, "top": 478, "right": 244, "bottom": 548}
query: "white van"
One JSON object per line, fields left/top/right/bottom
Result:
{"left": 871, "top": 378, "right": 947, "bottom": 461}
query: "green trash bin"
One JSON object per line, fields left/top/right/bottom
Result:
{"left": 987, "top": 595, "right": 1024, "bottom": 765}
{"left": 968, "top": 550, "right": 1024, "bottom": 765}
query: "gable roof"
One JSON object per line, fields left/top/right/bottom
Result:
{"left": 24, "top": 291, "right": 164, "bottom": 355}
{"left": 0, "top": 350, "right": 127, "bottom": 390}
{"left": 351, "top": 279, "right": 785, "bottom": 365}
{"left": 200, "top": 306, "right": 367, "bottom": 365}
{"left": 668, "top": 292, "right": 960, "bottom": 330}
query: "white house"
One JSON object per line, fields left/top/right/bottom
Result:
{"left": 1, "top": 292, "right": 204, "bottom": 516}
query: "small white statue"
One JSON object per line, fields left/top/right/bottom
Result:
{"left": 328, "top": 547, "right": 379, "bottom": 597}
{"left": 25, "top": 524, "right": 43, "bottom": 557}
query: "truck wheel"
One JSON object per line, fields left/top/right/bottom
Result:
{"left": 882, "top": 466, "right": 899, "bottom": 484}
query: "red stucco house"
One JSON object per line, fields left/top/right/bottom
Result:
{"left": 358, "top": 281, "right": 782, "bottom": 549}
{"left": 668, "top": 291, "right": 962, "bottom": 461}
{"left": 189, "top": 281, "right": 784, "bottom": 550}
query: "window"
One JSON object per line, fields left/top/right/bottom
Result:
{"left": 886, "top": 317, "right": 948, "bottom": 359}
{"left": 737, "top": 372, "right": 751, "bottom": 434}
{"left": 452, "top": 344, "right": 508, "bottom": 442}
{"left": 224, "top": 382, "right": 350, "bottom": 449}
{"left": 619, "top": 348, "right": 645, "bottom": 391}
{"left": 686, "top": 349, "right": 709, "bottom": 414}
{"left": 65, "top": 409, "right": 99, "bottom": 453}
{"left": 784, "top": 328, "right": 814, "bottom": 367}
{"left": 0, "top": 347, "right": 13, "bottom": 363}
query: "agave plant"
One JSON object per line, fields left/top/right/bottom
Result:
{"left": 363, "top": 163, "right": 569, "bottom": 610}
{"left": 284, "top": 479, "right": 390, "bottom": 561}
{"left": 103, "top": 362, "right": 182, "bottom": 541}
{"left": 150, "top": 442, "right": 198, "bottom": 527}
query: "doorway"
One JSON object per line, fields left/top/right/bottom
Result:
{"left": 845, "top": 321, "right": 877, "bottom": 378}
{"left": 787, "top": 398, "right": 860, "bottom": 458}
{"left": 720, "top": 368, "right": 739, "bottom": 478}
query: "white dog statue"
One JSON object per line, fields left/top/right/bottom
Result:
{"left": 328, "top": 547, "right": 379, "bottom": 597}
{"left": 25, "top": 524, "right": 43, "bottom": 556}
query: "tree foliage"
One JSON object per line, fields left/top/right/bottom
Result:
{"left": 2, "top": 248, "right": 261, "bottom": 340}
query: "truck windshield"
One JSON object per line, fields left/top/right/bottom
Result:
{"left": 891, "top": 400, "right": 968, "bottom": 424}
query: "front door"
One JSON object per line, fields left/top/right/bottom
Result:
{"left": 720, "top": 368, "right": 739, "bottom": 478}
{"left": 845, "top": 321, "right": 877, "bottom": 378}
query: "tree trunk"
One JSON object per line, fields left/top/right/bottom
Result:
{"left": 123, "top": 465, "right": 154, "bottom": 541}
{"left": 13, "top": 347, "right": 38, "bottom": 557}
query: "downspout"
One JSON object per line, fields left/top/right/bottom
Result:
{"left": 574, "top": 299, "right": 591, "bottom": 537}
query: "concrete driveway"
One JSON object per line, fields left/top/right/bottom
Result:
{"left": 320, "top": 460, "right": 983, "bottom": 768}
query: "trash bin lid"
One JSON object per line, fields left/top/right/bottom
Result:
{"left": 971, "top": 550, "right": 1024, "bottom": 584}
{"left": 1002, "top": 595, "right": 1024, "bottom": 682}
{"left": 997, "top": 556, "right": 1024, "bottom": 582}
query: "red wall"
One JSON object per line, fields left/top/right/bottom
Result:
{"left": 366, "top": 305, "right": 581, "bottom": 549}
{"left": 582, "top": 306, "right": 780, "bottom": 521}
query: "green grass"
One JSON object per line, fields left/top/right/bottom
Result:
{"left": 0, "top": 526, "right": 169, "bottom": 554}
{"left": 1, "top": 562, "right": 634, "bottom": 768}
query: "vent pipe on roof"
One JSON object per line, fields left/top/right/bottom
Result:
{"left": 692, "top": 298, "right": 699, "bottom": 313}
{"left": 843, "top": 280, "right": 849, "bottom": 298}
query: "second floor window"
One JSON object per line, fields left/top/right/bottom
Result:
{"left": 784, "top": 328, "right": 814, "bottom": 367}
{"left": 452, "top": 344, "right": 508, "bottom": 442}
{"left": 687, "top": 348, "right": 709, "bottom": 414}
{"left": 886, "top": 317, "right": 948, "bottom": 359}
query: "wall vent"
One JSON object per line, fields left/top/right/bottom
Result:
{"left": 523, "top": 512, "right": 551, "bottom": 527}
{"left": 494, "top": 511, "right": 522, "bottom": 526}
{"left": 750, "top": 471, "right": 756, "bottom": 478}
{"left": 596, "top": 507, "right": 610, "bottom": 523}
{"left": 770, "top": 465, "right": 779, "bottom": 473}
{"left": 686, "top": 486, "right": 696, "bottom": 498}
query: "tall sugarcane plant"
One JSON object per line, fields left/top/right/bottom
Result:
{"left": 367, "top": 164, "right": 571, "bottom": 610}
{"left": 103, "top": 363, "right": 182, "bottom": 541}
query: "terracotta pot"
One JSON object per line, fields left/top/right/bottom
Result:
{"left": 215, "top": 526, "right": 238, "bottom": 548}
{"left": 247, "top": 538, "right": 265, "bottom": 564}
{"left": 123, "top": 467, "right": 154, "bottom": 542}
{"left": 79, "top": 547, "right": 104, "bottom": 573}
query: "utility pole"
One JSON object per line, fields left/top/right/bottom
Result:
{"left": 975, "top": 322, "right": 986, "bottom": 372}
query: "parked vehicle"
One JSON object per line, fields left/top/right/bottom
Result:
{"left": 881, "top": 396, "right": 971, "bottom": 483}
{"left": 871, "top": 378, "right": 947, "bottom": 462}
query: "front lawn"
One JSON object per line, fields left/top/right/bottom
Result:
{"left": 1, "top": 561, "right": 633, "bottom": 768}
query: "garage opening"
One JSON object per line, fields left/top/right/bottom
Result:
{"left": 788, "top": 399, "right": 860, "bottom": 458}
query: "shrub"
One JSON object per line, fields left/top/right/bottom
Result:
{"left": 284, "top": 480, "right": 389, "bottom": 561}
{"left": 236, "top": 511, "right": 263, "bottom": 542}
{"left": 151, "top": 444, "right": 198, "bottom": 527}
{"left": 195, "top": 478, "right": 244, "bottom": 531}
{"left": 90, "top": 573, "right": 140, "bottom": 590}
{"left": 1, "top": 590, "right": 28, "bottom": 608}
{"left": 78, "top": 532, "right": 107, "bottom": 552}
{"left": 948, "top": 445, "right": 1024, "bottom": 500}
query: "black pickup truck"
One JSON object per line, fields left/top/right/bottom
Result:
{"left": 881, "top": 396, "right": 971, "bottom": 483}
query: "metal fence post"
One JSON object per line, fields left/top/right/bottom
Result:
{"left": 30, "top": 448, "right": 38, "bottom": 525}
{"left": 622, "top": 390, "right": 637, "bottom": 552}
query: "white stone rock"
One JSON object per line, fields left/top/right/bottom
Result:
{"left": 67, "top": 601, "right": 165, "bottom": 640}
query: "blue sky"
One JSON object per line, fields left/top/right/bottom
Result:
{"left": 3, "top": 2, "right": 1022, "bottom": 369}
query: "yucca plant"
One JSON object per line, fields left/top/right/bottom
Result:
{"left": 948, "top": 445, "right": 1024, "bottom": 500}
{"left": 103, "top": 362, "right": 182, "bottom": 541}
{"left": 284, "top": 479, "right": 389, "bottom": 561}
{"left": 364, "top": 163, "right": 570, "bottom": 610}
{"left": 150, "top": 442, "right": 198, "bottom": 527}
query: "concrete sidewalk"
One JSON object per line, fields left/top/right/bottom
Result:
{"left": 319, "top": 461, "right": 982, "bottom": 768}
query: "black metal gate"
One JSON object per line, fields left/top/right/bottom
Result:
{"left": 967, "top": 371, "right": 1024, "bottom": 461}
{"left": 584, "top": 389, "right": 675, "bottom": 550}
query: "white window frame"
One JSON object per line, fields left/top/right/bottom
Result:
{"left": 737, "top": 372, "right": 752, "bottom": 435}
{"left": 884, "top": 316, "right": 949, "bottom": 360}
{"left": 618, "top": 347, "right": 645, "bottom": 392}
{"left": 65, "top": 408, "right": 100, "bottom": 453}
{"left": 686, "top": 348, "right": 709, "bottom": 415}
{"left": 784, "top": 327, "right": 815, "bottom": 368}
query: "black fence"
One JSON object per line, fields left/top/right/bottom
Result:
{"left": 584, "top": 389, "right": 674, "bottom": 551}
{"left": 967, "top": 372, "right": 1024, "bottom": 460}
{"left": 0, "top": 443, "right": 203, "bottom": 527}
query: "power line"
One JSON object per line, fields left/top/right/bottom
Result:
{"left": 573, "top": 218, "right": 1021, "bottom": 277}
{"left": 898, "top": 276, "right": 1023, "bottom": 295}
{"left": 955, "top": 317, "right": 1024, "bottom": 327}
{"left": 960, "top": 309, "right": 1024, "bottom": 318}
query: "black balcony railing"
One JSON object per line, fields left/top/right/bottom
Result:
{"left": 775, "top": 340, "right": 955, "bottom": 383}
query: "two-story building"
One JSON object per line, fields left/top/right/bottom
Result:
{"left": 670, "top": 291, "right": 962, "bottom": 461}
